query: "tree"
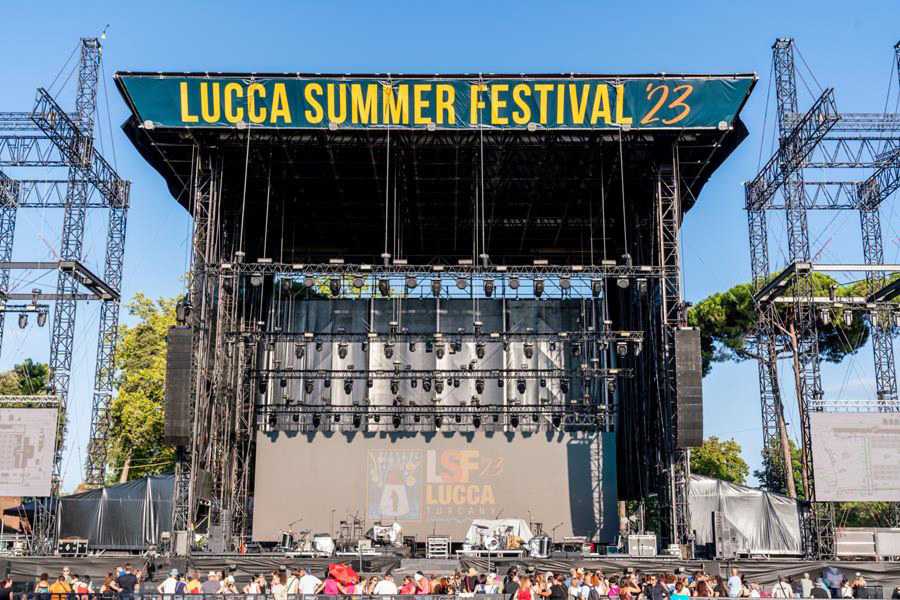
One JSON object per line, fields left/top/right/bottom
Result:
{"left": 106, "top": 294, "right": 177, "bottom": 482}
{"left": 754, "top": 437, "right": 805, "bottom": 498}
{"left": 0, "top": 358, "right": 50, "bottom": 395}
{"left": 690, "top": 436, "right": 750, "bottom": 485}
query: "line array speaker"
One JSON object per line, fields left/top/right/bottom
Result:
{"left": 674, "top": 327, "right": 703, "bottom": 448}
{"left": 164, "top": 326, "right": 193, "bottom": 447}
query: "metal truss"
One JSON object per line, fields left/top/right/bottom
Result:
{"left": 746, "top": 38, "right": 900, "bottom": 558}
{"left": 0, "top": 37, "right": 131, "bottom": 551}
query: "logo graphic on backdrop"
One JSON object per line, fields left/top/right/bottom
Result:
{"left": 367, "top": 449, "right": 504, "bottom": 523}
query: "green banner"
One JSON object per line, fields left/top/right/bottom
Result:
{"left": 117, "top": 74, "right": 754, "bottom": 131}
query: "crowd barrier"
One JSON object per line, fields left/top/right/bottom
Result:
{"left": 13, "top": 594, "right": 866, "bottom": 600}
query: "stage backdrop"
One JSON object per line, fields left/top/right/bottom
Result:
{"left": 252, "top": 430, "right": 617, "bottom": 543}
{"left": 0, "top": 408, "right": 57, "bottom": 496}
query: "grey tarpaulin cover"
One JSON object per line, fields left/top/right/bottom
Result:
{"left": 689, "top": 474, "right": 801, "bottom": 555}
{"left": 58, "top": 475, "right": 173, "bottom": 550}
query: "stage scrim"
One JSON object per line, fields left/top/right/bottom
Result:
{"left": 810, "top": 413, "right": 900, "bottom": 502}
{"left": 252, "top": 431, "right": 617, "bottom": 542}
{"left": 0, "top": 408, "right": 57, "bottom": 496}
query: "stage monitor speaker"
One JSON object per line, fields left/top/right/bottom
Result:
{"left": 164, "top": 326, "right": 193, "bottom": 447}
{"left": 674, "top": 327, "right": 703, "bottom": 448}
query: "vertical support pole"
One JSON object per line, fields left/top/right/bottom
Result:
{"left": 0, "top": 173, "right": 18, "bottom": 357}
{"left": 772, "top": 37, "right": 830, "bottom": 558}
{"left": 84, "top": 190, "right": 129, "bottom": 484}
{"left": 42, "top": 37, "right": 101, "bottom": 553}
{"left": 655, "top": 151, "right": 690, "bottom": 550}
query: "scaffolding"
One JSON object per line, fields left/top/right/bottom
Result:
{"left": 745, "top": 38, "right": 900, "bottom": 558}
{"left": 0, "top": 37, "right": 130, "bottom": 552}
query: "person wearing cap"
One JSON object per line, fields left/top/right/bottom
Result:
{"left": 158, "top": 569, "right": 180, "bottom": 595}
{"left": 201, "top": 571, "right": 221, "bottom": 595}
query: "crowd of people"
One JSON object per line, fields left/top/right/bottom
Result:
{"left": 1, "top": 564, "right": 899, "bottom": 600}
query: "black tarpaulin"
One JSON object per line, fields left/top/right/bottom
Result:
{"left": 58, "top": 475, "right": 174, "bottom": 550}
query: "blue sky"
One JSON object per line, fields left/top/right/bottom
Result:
{"left": 1, "top": 1, "right": 898, "bottom": 491}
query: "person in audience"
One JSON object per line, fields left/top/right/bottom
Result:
{"left": 48, "top": 574, "right": 71, "bottom": 600}
{"left": 772, "top": 575, "right": 794, "bottom": 598}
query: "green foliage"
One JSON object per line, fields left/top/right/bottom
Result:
{"left": 690, "top": 436, "right": 750, "bottom": 485}
{"left": 0, "top": 358, "right": 50, "bottom": 395}
{"left": 688, "top": 273, "right": 870, "bottom": 376}
{"left": 836, "top": 501, "right": 896, "bottom": 527}
{"left": 106, "top": 294, "right": 177, "bottom": 482}
{"left": 754, "top": 437, "right": 805, "bottom": 498}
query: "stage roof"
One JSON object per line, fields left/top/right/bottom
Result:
{"left": 116, "top": 72, "right": 755, "bottom": 264}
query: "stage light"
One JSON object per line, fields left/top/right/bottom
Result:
{"left": 532, "top": 413, "right": 539, "bottom": 423}
{"left": 384, "top": 343, "right": 394, "bottom": 359}
{"left": 338, "top": 343, "right": 348, "bottom": 359}
{"left": 315, "top": 340, "right": 324, "bottom": 352}
{"left": 392, "top": 414, "right": 402, "bottom": 429}
{"left": 367, "top": 378, "right": 374, "bottom": 388}
{"left": 843, "top": 310, "right": 853, "bottom": 327}
{"left": 634, "top": 340, "right": 642, "bottom": 356}
{"left": 413, "top": 412, "right": 421, "bottom": 423}
{"left": 456, "top": 277, "right": 467, "bottom": 290}
{"left": 435, "top": 343, "right": 446, "bottom": 359}
{"left": 502, "top": 340, "right": 510, "bottom": 352}
{"left": 373, "top": 414, "right": 381, "bottom": 423}
{"left": 476, "top": 342, "right": 485, "bottom": 359}
{"left": 390, "top": 379, "right": 400, "bottom": 395}
{"left": 18, "top": 313, "right": 27, "bottom": 329}
{"left": 607, "top": 379, "right": 617, "bottom": 394}
{"left": 540, "top": 377, "right": 547, "bottom": 388}
{"left": 303, "top": 276, "right": 315, "bottom": 288}
{"left": 370, "top": 277, "right": 388, "bottom": 298}
{"left": 434, "top": 415, "right": 443, "bottom": 429}
{"left": 405, "top": 276, "right": 417, "bottom": 290}
{"left": 250, "top": 274, "right": 264, "bottom": 287}
{"left": 323, "top": 378, "right": 331, "bottom": 388}
{"left": 295, "top": 344, "right": 305, "bottom": 359}
{"left": 549, "top": 341, "right": 557, "bottom": 352}
{"left": 473, "top": 415, "right": 481, "bottom": 428}
{"left": 259, "top": 379, "right": 267, "bottom": 394}
{"left": 560, "top": 378, "right": 569, "bottom": 394}
{"left": 268, "top": 414, "right": 277, "bottom": 427}
{"left": 292, "top": 414, "right": 300, "bottom": 423}
{"left": 510, "top": 415, "right": 519, "bottom": 428}
{"left": 312, "top": 414, "right": 321, "bottom": 428}
{"left": 616, "top": 341, "right": 628, "bottom": 357}
{"left": 353, "top": 414, "right": 362, "bottom": 428}
{"left": 475, "top": 379, "right": 485, "bottom": 394}
{"left": 352, "top": 276, "right": 365, "bottom": 288}
{"left": 819, "top": 308, "right": 831, "bottom": 325}
{"left": 533, "top": 279, "right": 544, "bottom": 298}
{"left": 452, "top": 339, "right": 462, "bottom": 352}
{"left": 484, "top": 278, "right": 495, "bottom": 297}
{"left": 410, "top": 377, "right": 418, "bottom": 388}
{"left": 361, "top": 340, "right": 369, "bottom": 352}
{"left": 344, "top": 379, "right": 353, "bottom": 394}
{"left": 37, "top": 311, "right": 47, "bottom": 327}
{"left": 423, "top": 377, "right": 432, "bottom": 392}
{"left": 616, "top": 277, "right": 630, "bottom": 289}
{"left": 524, "top": 342, "right": 534, "bottom": 359}
{"left": 492, "top": 413, "right": 500, "bottom": 423}
{"left": 431, "top": 278, "right": 442, "bottom": 297}
{"left": 572, "top": 343, "right": 581, "bottom": 357}
{"left": 333, "top": 414, "right": 341, "bottom": 423}
{"left": 508, "top": 276, "right": 520, "bottom": 290}
{"left": 560, "top": 276, "right": 571, "bottom": 290}
{"left": 452, "top": 377, "right": 460, "bottom": 388}
{"left": 329, "top": 278, "right": 341, "bottom": 296}
{"left": 435, "top": 379, "right": 445, "bottom": 393}
{"left": 409, "top": 340, "right": 417, "bottom": 353}
{"left": 497, "top": 378, "right": 504, "bottom": 388}
{"left": 304, "top": 380, "right": 314, "bottom": 394}
{"left": 280, "top": 377, "right": 288, "bottom": 389}
{"left": 637, "top": 278, "right": 648, "bottom": 294}
{"left": 552, "top": 413, "right": 562, "bottom": 428}
{"left": 516, "top": 378, "right": 526, "bottom": 394}
{"left": 592, "top": 279, "right": 603, "bottom": 298}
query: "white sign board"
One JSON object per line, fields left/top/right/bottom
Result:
{"left": 0, "top": 408, "right": 57, "bottom": 496}
{"left": 810, "top": 412, "right": 900, "bottom": 502}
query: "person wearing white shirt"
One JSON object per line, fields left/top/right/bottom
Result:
{"left": 157, "top": 570, "right": 180, "bottom": 594}
{"left": 373, "top": 575, "right": 399, "bottom": 595}
{"left": 297, "top": 568, "right": 322, "bottom": 595}
{"left": 772, "top": 576, "right": 794, "bottom": 598}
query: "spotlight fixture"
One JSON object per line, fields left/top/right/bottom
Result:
{"left": 423, "top": 377, "right": 432, "bottom": 392}
{"left": 607, "top": 379, "right": 617, "bottom": 394}
{"left": 384, "top": 343, "right": 394, "bottom": 359}
{"left": 452, "top": 377, "right": 460, "bottom": 388}
{"left": 329, "top": 278, "right": 341, "bottom": 296}
{"left": 591, "top": 279, "right": 603, "bottom": 298}
{"left": 560, "top": 378, "right": 569, "bottom": 394}
{"left": 634, "top": 339, "right": 643, "bottom": 356}
{"left": 258, "top": 379, "right": 268, "bottom": 394}
{"left": 510, "top": 415, "right": 519, "bottom": 428}
{"left": 434, "top": 415, "right": 443, "bottom": 429}
{"left": 637, "top": 278, "right": 648, "bottom": 294}
{"left": 454, "top": 413, "right": 462, "bottom": 424}
{"left": 571, "top": 343, "right": 581, "bottom": 357}
{"left": 405, "top": 275, "right": 417, "bottom": 290}
{"left": 304, "top": 380, "right": 314, "bottom": 394}
{"left": 37, "top": 311, "right": 47, "bottom": 327}
{"left": 295, "top": 344, "right": 305, "bottom": 359}
{"left": 323, "top": 378, "right": 331, "bottom": 388}
{"left": 18, "top": 313, "right": 27, "bottom": 329}
{"left": 475, "top": 379, "right": 485, "bottom": 394}
{"left": 333, "top": 414, "right": 341, "bottom": 423}
{"left": 409, "top": 341, "right": 417, "bottom": 352}
{"left": 431, "top": 278, "right": 442, "bottom": 297}
{"left": 549, "top": 341, "right": 557, "bottom": 352}
{"left": 533, "top": 279, "right": 544, "bottom": 298}
{"left": 250, "top": 274, "right": 264, "bottom": 287}
{"left": 303, "top": 276, "right": 315, "bottom": 288}
{"left": 367, "top": 378, "right": 374, "bottom": 388}
{"left": 373, "top": 414, "right": 381, "bottom": 423}
{"left": 843, "top": 310, "right": 853, "bottom": 327}
{"left": 456, "top": 277, "right": 467, "bottom": 290}
{"left": 392, "top": 414, "right": 402, "bottom": 429}
{"left": 524, "top": 342, "right": 534, "bottom": 359}
{"left": 292, "top": 414, "right": 300, "bottom": 423}
{"left": 508, "top": 276, "right": 520, "bottom": 290}
{"left": 315, "top": 340, "right": 324, "bottom": 352}
{"left": 352, "top": 276, "right": 365, "bottom": 288}
{"left": 279, "top": 377, "right": 287, "bottom": 389}
{"left": 338, "top": 343, "right": 348, "bottom": 359}
{"left": 435, "top": 379, "right": 445, "bottom": 393}
{"left": 516, "top": 378, "right": 526, "bottom": 394}
{"left": 361, "top": 340, "right": 369, "bottom": 352}
{"left": 473, "top": 415, "right": 481, "bottom": 428}
{"left": 616, "top": 341, "right": 628, "bottom": 357}
{"left": 616, "top": 276, "right": 630, "bottom": 289}
{"left": 492, "top": 413, "right": 500, "bottom": 423}
{"left": 435, "top": 343, "right": 446, "bottom": 359}
{"left": 352, "top": 414, "right": 362, "bottom": 428}
{"left": 560, "top": 276, "right": 571, "bottom": 290}
{"left": 552, "top": 413, "right": 562, "bottom": 428}
{"left": 483, "top": 278, "right": 495, "bottom": 297}
{"left": 539, "top": 377, "right": 547, "bottom": 388}
{"left": 378, "top": 279, "right": 391, "bottom": 297}
{"left": 312, "top": 413, "right": 321, "bottom": 428}
{"left": 476, "top": 342, "right": 485, "bottom": 359}
{"left": 344, "top": 379, "right": 353, "bottom": 394}
{"left": 390, "top": 379, "right": 400, "bottom": 395}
